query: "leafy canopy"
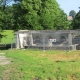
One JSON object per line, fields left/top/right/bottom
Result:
{"left": 0, "top": 0, "right": 70, "bottom": 30}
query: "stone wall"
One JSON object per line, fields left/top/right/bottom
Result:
{"left": 15, "top": 30, "right": 80, "bottom": 50}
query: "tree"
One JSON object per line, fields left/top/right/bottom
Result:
{"left": 19, "top": 0, "right": 69, "bottom": 30}
{"left": 69, "top": 10, "right": 76, "bottom": 19}
{"left": 54, "top": 9, "right": 71, "bottom": 30}
{"left": 72, "top": 11, "right": 80, "bottom": 29}
{"left": 0, "top": 0, "right": 21, "bottom": 30}
{"left": 0, "top": 0, "right": 71, "bottom": 30}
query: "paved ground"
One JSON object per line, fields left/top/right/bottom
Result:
{"left": 0, "top": 53, "right": 12, "bottom": 80}
{"left": 0, "top": 53, "right": 10, "bottom": 65}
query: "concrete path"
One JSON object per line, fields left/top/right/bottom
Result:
{"left": 0, "top": 53, "right": 10, "bottom": 65}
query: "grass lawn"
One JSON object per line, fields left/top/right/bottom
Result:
{"left": 0, "top": 49, "right": 80, "bottom": 80}
{"left": 0, "top": 30, "right": 14, "bottom": 44}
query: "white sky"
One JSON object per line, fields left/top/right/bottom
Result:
{"left": 56, "top": 0, "right": 80, "bottom": 15}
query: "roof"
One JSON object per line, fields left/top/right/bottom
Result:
{"left": 67, "top": 16, "right": 73, "bottom": 20}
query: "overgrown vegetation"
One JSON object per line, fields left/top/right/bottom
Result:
{"left": 0, "top": 49, "right": 80, "bottom": 80}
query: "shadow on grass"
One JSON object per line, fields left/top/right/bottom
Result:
{"left": 55, "top": 60, "right": 76, "bottom": 63}
{"left": 0, "top": 44, "right": 11, "bottom": 50}
{"left": 0, "top": 34, "right": 7, "bottom": 42}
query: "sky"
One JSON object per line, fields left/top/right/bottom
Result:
{"left": 2, "top": 0, "right": 20, "bottom": 6}
{"left": 56, "top": 0, "right": 80, "bottom": 15}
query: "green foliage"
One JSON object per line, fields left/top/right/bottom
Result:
{"left": 0, "top": 7, "right": 4, "bottom": 30}
{"left": 18, "top": 0, "right": 70, "bottom": 30}
{"left": 72, "top": 11, "right": 80, "bottom": 29}
{"left": 54, "top": 9, "right": 71, "bottom": 30}
{"left": 0, "top": 0, "right": 71, "bottom": 30}
{"left": 39, "top": 0, "right": 59, "bottom": 29}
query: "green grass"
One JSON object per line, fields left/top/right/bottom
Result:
{"left": 0, "top": 30, "right": 14, "bottom": 44}
{"left": 0, "top": 49, "right": 80, "bottom": 80}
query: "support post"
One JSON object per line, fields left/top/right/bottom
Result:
{"left": 68, "top": 33, "right": 72, "bottom": 51}
{"left": 16, "top": 33, "right": 20, "bottom": 49}
{"left": 30, "top": 33, "right": 33, "bottom": 46}
{"left": 68, "top": 33, "right": 72, "bottom": 45}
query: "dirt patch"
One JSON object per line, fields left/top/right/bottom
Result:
{"left": 37, "top": 53, "right": 80, "bottom": 62}
{"left": 69, "top": 74, "right": 78, "bottom": 80}
{"left": 2, "top": 68, "right": 15, "bottom": 80}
